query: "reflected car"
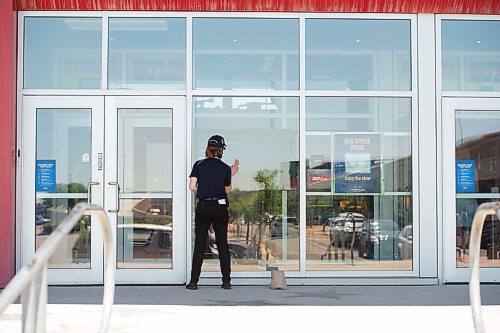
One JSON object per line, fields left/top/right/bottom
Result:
{"left": 397, "top": 225, "right": 413, "bottom": 260}
{"left": 205, "top": 234, "right": 247, "bottom": 259}
{"left": 271, "top": 216, "right": 298, "bottom": 237}
{"left": 329, "top": 212, "right": 366, "bottom": 248}
{"left": 358, "top": 220, "right": 399, "bottom": 260}
{"left": 117, "top": 223, "right": 172, "bottom": 249}
{"left": 35, "top": 214, "right": 51, "bottom": 225}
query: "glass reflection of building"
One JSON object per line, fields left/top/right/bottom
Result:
{"left": 455, "top": 120, "right": 500, "bottom": 267}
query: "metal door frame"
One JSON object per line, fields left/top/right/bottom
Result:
{"left": 442, "top": 97, "right": 500, "bottom": 282}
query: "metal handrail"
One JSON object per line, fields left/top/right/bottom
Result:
{"left": 468, "top": 201, "right": 500, "bottom": 333}
{"left": 0, "top": 203, "right": 115, "bottom": 333}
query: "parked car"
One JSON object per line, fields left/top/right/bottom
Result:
{"left": 329, "top": 212, "right": 366, "bottom": 248}
{"left": 204, "top": 231, "right": 247, "bottom": 259}
{"left": 35, "top": 214, "right": 51, "bottom": 225}
{"left": 397, "top": 225, "right": 413, "bottom": 260}
{"left": 271, "top": 216, "right": 298, "bottom": 237}
{"left": 358, "top": 220, "right": 399, "bottom": 260}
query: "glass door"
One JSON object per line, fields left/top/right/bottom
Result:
{"left": 21, "top": 96, "right": 186, "bottom": 285}
{"left": 21, "top": 96, "right": 104, "bottom": 284}
{"left": 443, "top": 98, "right": 500, "bottom": 282}
{"left": 105, "top": 96, "right": 186, "bottom": 284}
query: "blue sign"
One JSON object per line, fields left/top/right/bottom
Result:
{"left": 334, "top": 134, "right": 381, "bottom": 194}
{"left": 456, "top": 160, "right": 475, "bottom": 193}
{"left": 36, "top": 160, "right": 56, "bottom": 192}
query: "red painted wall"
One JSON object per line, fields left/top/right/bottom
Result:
{"left": 15, "top": 0, "right": 500, "bottom": 13}
{"left": 0, "top": 1, "right": 16, "bottom": 288}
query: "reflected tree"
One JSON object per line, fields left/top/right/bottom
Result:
{"left": 252, "top": 169, "right": 282, "bottom": 259}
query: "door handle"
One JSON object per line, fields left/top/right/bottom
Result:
{"left": 108, "top": 182, "right": 120, "bottom": 213}
{"left": 87, "top": 182, "right": 99, "bottom": 204}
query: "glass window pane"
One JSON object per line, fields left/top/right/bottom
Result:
{"left": 118, "top": 109, "right": 173, "bottom": 194}
{"left": 305, "top": 97, "right": 412, "bottom": 270}
{"left": 442, "top": 20, "right": 500, "bottom": 92}
{"left": 455, "top": 111, "right": 500, "bottom": 268}
{"left": 108, "top": 18, "right": 186, "bottom": 89}
{"left": 117, "top": 198, "right": 172, "bottom": 269}
{"left": 24, "top": 17, "right": 102, "bottom": 89}
{"left": 306, "top": 19, "right": 411, "bottom": 91}
{"left": 36, "top": 198, "right": 91, "bottom": 268}
{"left": 306, "top": 97, "right": 411, "bottom": 133}
{"left": 193, "top": 19, "right": 299, "bottom": 90}
{"left": 193, "top": 97, "right": 300, "bottom": 271}
{"left": 455, "top": 111, "right": 500, "bottom": 194}
{"left": 36, "top": 109, "right": 92, "bottom": 268}
{"left": 117, "top": 109, "right": 173, "bottom": 268}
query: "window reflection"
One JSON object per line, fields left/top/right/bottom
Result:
{"left": 24, "top": 18, "right": 102, "bottom": 89}
{"left": 116, "top": 109, "right": 173, "bottom": 268}
{"left": 455, "top": 111, "right": 500, "bottom": 268}
{"left": 193, "top": 19, "right": 299, "bottom": 90}
{"left": 305, "top": 97, "right": 412, "bottom": 270}
{"left": 306, "top": 19, "right": 411, "bottom": 91}
{"left": 193, "top": 97, "right": 300, "bottom": 271}
{"left": 108, "top": 18, "right": 186, "bottom": 89}
{"left": 35, "top": 198, "right": 91, "bottom": 268}
{"left": 117, "top": 198, "right": 173, "bottom": 268}
{"left": 35, "top": 109, "right": 92, "bottom": 268}
{"left": 442, "top": 20, "right": 500, "bottom": 92}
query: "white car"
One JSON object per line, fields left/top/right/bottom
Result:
{"left": 397, "top": 225, "right": 413, "bottom": 260}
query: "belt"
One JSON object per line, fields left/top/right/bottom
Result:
{"left": 201, "top": 197, "right": 220, "bottom": 201}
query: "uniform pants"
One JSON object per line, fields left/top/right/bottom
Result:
{"left": 190, "top": 201, "right": 231, "bottom": 284}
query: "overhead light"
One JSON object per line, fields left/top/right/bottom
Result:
{"left": 64, "top": 18, "right": 169, "bottom": 31}
{"left": 64, "top": 18, "right": 101, "bottom": 31}
{"left": 109, "top": 18, "right": 169, "bottom": 31}
{"left": 476, "top": 40, "right": 481, "bottom": 44}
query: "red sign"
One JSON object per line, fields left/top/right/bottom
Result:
{"left": 309, "top": 173, "right": 331, "bottom": 184}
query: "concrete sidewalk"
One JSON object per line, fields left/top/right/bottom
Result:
{"left": 46, "top": 284, "right": 500, "bottom": 306}
{"left": 1, "top": 285, "right": 500, "bottom": 332}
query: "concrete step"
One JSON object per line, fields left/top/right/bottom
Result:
{"left": 1, "top": 304, "right": 500, "bottom": 332}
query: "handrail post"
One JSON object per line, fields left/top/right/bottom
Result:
{"left": 0, "top": 203, "right": 115, "bottom": 333}
{"left": 468, "top": 201, "right": 500, "bottom": 333}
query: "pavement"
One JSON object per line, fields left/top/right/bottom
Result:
{"left": 1, "top": 284, "right": 500, "bottom": 332}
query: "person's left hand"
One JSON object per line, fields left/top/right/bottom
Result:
{"left": 231, "top": 159, "right": 240, "bottom": 176}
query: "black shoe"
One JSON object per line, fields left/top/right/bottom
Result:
{"left": 186, "top": 282, "right": 198, "bottom": 290}
{"left": 221, "top": 282, "right": 232, "bottom": 289}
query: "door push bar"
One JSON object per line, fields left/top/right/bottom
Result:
{"left": 87, "top": 182, "right": 99, "bottom": 204}
{"left": 108, "top": 182, "right": 120, "bottom": 213}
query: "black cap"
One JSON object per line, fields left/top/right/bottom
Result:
{"left": 207, "top": 135, "right": 226, "bottom": 149}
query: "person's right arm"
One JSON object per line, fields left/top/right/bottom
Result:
{"left": 225, "top": 159, "right": 239, "bottom": 194}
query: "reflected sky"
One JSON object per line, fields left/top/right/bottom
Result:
{"left": 36, "top": 109, "right": 91, "bottom": 190}
{"left": 24, "top": 17, "right": 102, "bottom": 89}
{"left": 455, "top": 111, "right": 500, "bottom": 145}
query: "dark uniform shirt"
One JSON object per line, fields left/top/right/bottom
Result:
{"left": 190, "top": 158, "right": 231, "bottom": 200}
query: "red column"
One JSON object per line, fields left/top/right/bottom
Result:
{"left": 0, "top": 1, "right": 17, "bottom": 287}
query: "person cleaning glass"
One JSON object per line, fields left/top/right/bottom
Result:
{"left": 186, "top": 135, "right": 239, "bottom": 290}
